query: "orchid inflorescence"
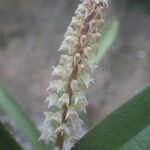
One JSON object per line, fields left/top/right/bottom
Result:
{"left": 40, "top": 0, "right": 108, "bottom": 150}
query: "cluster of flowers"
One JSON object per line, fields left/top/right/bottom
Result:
{"left": 40, "top": 0, "right": 108, "bottom": 150}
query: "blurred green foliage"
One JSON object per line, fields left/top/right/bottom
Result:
{"left": 0, "top": 122, "right": 22, "bottom": 150}
{"left": 0, "top": 82, "right": 50, "bottom": 150}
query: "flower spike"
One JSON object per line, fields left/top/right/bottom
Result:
{"left": 41, "top": 0, "right": 108, "bottom": 150}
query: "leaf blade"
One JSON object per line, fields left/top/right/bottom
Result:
{"left": 74, "top": 85, "right": 150, "bottom": 150}
{"left": 0, "top": 121, "right": 22, "bottom": 150}
{"left": 0, "top": 83, "right": 51, "bottom": 150}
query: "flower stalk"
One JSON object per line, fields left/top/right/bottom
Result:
{"left": 40, "top": 0, "right": 108, "bottom": 150}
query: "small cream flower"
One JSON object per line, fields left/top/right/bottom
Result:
{"left": 57, "top": 93, "right": 70, "bottom": 107}
{"left": 71, "top": 80, "right": 78, "bottom": 92}
{"left": 44, "top": 111, "right": 62, "bottom": 124}
{"left": 55, "top": 124, "right": 70, "bottom": 136}
{"left": 47, "top": 80, "right": 68, "bottom": 93}
{"left": 45, "top": 94, "right": 59, "bottom": 108}
{"left": 66, "top": 107, "right": 78, "bottom": 119}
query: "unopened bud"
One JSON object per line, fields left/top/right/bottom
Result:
{"left": 89, "top": 20, "right": 98, "bottom": 33}
{"left": 95, "top": 33, "right": 101, "bottom": 42}
{"left": 95, "top": 0, "right": 108, "bottom": 9}
{"left": 71, "top": 80, "right": 78, "bottom": 91}
{"left": 78, "top": 64, "right": 85, "bottom": 74}
{"left": 80, "top": 35, "right": 87, "bottom": 47}
{"left": 83, "top": 47, "right": 92, "bottom": 56}
{"left": 74, "top": 53, "right": 81, "bottom": 65}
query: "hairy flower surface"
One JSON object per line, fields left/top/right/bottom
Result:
{"left": 40, "top": 0, "right": 108, "bottom": 150}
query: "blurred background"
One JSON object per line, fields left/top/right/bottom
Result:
{"left": 0, "top": 0, "right": 150, "bottom": 149}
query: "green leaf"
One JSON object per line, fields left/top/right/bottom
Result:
{"left": 73, "top": 85, "right": 150, "bottom": 150}
{"left": 0, "top": 121, "right": 22, "bottom": 150}
{"left": 0, "top": 82, "right": 52, "bottom": 150}
{"left": 90, "top": 19, "right": 119, "bottom": 64}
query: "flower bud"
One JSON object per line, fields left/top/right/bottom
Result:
{"left": 83, "top": 47, "right": 92, "bottom": 56}
{"left": 95, "top": 0, "right": 108, "bottom": 9}
{"left": 80, "top": 35, "right": 87, "bottom": 47}
{"left": 71, "top": 80, "right": 78, "bottom": 91}
{"left": 89, "top": 20, "right": 98, "bottom": 33}
{"left": 78, "top": 64, "right": 85, "bottom": 74}
{"left": 73, "top": 53, "right": 81, "bottom": 65}
{"left": 55, "top": 124, "right": 70, "bottom": 136}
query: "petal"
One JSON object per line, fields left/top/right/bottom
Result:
{"left": 58, "top": 93, "right": 70, "bottom": 107}
{"left": 55, "top": 124, "right": 70, "bottom": 136}
{"left": 66, "top": 107, "right": 78, "bottom": 119}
